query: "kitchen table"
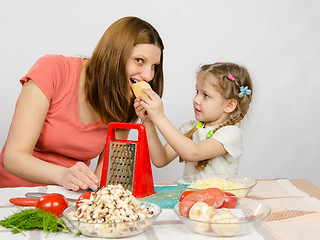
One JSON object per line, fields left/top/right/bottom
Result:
{"left": 1, "top": 179, "right": 320, "bottom": 240}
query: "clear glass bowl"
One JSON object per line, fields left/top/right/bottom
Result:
{"left": 63, "top": 201, "right": 161, "bottom": 238}
{"left": 176, "top": 174, "right": 257, "bottom": 197}
{"left": 174, "top": 198, "right": 271, "bottom": 237}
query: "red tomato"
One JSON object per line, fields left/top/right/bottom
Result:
{"left": 179, "top": 191, "right": 196, "bottom": 202}
{"left": 179, "top": 188, "right": 225, "bottom": 218}
{"left": 35, "top": 193, "right": 68, "bottom": 217}
{"left": 218, "top": 192, "right": 238, "bottom": 209}
{"left": 76, "top": 192, "right": 92, "bottom": 208}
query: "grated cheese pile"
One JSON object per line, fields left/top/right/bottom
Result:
{"left": 190, "top": 177, "right": 244, "bottom": 191}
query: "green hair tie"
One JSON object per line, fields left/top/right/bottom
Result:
{"left": 196, "top": 122, "right": 214, "bottom": 139}
{"left": 206, "top": 130, "right": 214, "bottom": 139}
{"left": 196, "top": 122, "right": 204, "bottom": 129}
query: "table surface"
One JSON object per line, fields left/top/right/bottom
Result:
{"left": 289, "top": 179, "right": 320, "bottom": 200}
{"left": 1, "top": 178, "right": 320, "bottom": 240}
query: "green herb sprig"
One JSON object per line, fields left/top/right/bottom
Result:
{"left": 0, "top": 208, "right": 71, "bottom": 236}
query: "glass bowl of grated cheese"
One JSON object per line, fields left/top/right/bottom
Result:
{"left": 176, "top": 174, "right": 256, "bottom": 197}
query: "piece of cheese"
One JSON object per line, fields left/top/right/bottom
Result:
{"left": 131, "top": 81, "right": 152, "bottom": 98}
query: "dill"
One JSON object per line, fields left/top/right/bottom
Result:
{"left": 0, "top": 208, "right": 71, "bottom": 235}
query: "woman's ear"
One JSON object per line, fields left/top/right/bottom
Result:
{"left": 224, "top": 99, "right": 238, "bottom": 113}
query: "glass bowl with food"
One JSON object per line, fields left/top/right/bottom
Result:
{"left": 176, "top": 174, "right": 257, "bottom": 197}
{"left": 63, "top": 185, "right": 161, "bottom": 238}
{"left": 174, "top": 197, "right": 271, "bottom": 237}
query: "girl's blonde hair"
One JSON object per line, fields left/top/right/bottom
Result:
{"left": 85, "top": 16, "right": 164, "bottom": 125}
{"left": 183, "top": 62, "right": 253, "bottom": 170}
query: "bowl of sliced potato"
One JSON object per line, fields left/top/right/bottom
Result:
{"left": 176, "top": 174, "right": 257, "bottom": 197}
{"left": 174, "top": 197, "right": 271, "bottom": 237}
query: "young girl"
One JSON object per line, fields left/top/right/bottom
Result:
{"left": 134, "top": 62, "right": 253, "bottom": 175}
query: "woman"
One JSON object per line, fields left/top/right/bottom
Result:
{"left": 0, "top": 16, "right": 164, "bottom": 191}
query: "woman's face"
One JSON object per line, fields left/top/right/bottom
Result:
{"left": 126, "top": 43, "right": 161, "bottom": 98}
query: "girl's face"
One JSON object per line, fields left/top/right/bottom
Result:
{"left": 126, "top": 43, "right": 161, "bottom": 98}
{"left": 193, "top": 75, "right": 233, "bottom": 127}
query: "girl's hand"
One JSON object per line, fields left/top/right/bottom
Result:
{"left": 134, "top": 98, "right": 150, "bottom": 122}
{"left": 139, "top": 89, "right": 165, "bottom": 122}
{"left": 59, "top": 162, "right": 99, "bottom": 191}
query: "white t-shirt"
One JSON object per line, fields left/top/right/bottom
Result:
{"left": 178, "top": 120, "right": 243, "bottom": 176}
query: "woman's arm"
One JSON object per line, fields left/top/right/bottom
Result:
{"left": 4, "top": 80, "right": 99, "bottom": 191}
{"left": 139, "top": 89, "right": 227, "bottom": 162}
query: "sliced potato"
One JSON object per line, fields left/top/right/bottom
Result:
{"left": 189, "top": 202, "right": 216, "bottom": 232}
{"left": 210, "top": 208, "right": 240, "bottom": 236}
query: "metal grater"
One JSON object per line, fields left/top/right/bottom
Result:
{"left": 100, "top": 122, "right": 155, "bottom": 198}
{"left": 106, "top": 142, "right": 136, "bottom": 191}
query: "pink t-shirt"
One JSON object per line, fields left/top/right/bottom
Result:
{"left": 0, "top": 55, "right": 108, "bottom": 187}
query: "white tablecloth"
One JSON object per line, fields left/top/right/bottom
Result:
{"left": 1, "top": 180, "right": 320, "bottom": 240}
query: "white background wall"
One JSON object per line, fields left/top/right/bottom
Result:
{"left": 1, "top": 0, "right": 319, "bottom": 187}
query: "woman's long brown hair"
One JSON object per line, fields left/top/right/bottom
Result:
{"left": 85, "top": 16, "right": 164, "bottom": 125}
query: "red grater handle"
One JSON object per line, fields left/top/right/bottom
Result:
{"left": 106, "top": 122, "right": 146, "bottom": 143}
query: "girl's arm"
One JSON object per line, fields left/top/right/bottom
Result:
{"left": 134, "top": 100, "right": 178, "bottom": 167}
{"left": 4, "top": 80, "right": 99, "bottom": 191}
{"left": 139, "top": 89, "right": 227, "bottom": 162}
{"left": 143, "top": 121, "right": 178, "bottom": 167}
